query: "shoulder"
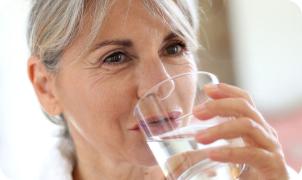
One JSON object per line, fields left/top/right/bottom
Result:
{"left": 38, "top": 127, "right": 75, "bottom": 180}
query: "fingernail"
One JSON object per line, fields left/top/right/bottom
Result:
{"left": 204, "top": 83, "right": 219, "bottom": 91}
{"left": 193, "top": 103, "right": 212, "bottom": 119}
{"left": 195, "top": 130, "right": 209, "bottom": 142}
{"left": 193, "top": 103, "right": 205, "bottom": 113}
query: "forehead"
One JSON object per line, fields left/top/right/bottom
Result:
{"left": 95, "top": 0, "right": 170, "bottom": 42}
{"left": 61, "top": 0, "right": 175, "bottom": 65}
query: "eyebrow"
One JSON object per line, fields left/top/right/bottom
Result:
{"left": 92, "top": 32, "right": 179, "bottom": 51}
{"left": 92, "top": 39, "right": 133, "bottom": 51}
{"left": 163, "top": 32, "right": 178, "bottom": 42}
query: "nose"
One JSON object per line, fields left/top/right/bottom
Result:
{"left": 136, "top": 58, "right": 173, "bottom": 99}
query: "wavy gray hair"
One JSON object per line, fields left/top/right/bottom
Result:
{"left": 27, "top": 0, "right": 200, "bottom": 71}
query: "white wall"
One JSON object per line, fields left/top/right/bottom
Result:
{"left": 0, "top": 1, "right": 58, "bottom": 179}
{"left": 229, "top": 0, "right": 302, "bottom": 112}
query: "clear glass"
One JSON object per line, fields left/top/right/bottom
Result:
{"left": 134, "top": 71, "right": 245, "bottom": 180}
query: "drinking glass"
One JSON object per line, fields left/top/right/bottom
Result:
{"left": 134, "top": 71, "right": 245, "bottom": 180}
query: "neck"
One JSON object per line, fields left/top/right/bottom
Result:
{"left": 70, "top": 130, "right": 163, "bottom": 180}
{"left": 72, "top": 159, "right": 163, "bottom": 180}
{"left": 72, "top": 145, "right": 163, "bottom": 180}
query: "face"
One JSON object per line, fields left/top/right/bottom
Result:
{"left": 54, "top": 0, "right": 196, "bottom": 166}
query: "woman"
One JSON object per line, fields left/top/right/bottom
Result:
{"left": 27, "top": 0, "right": 297, "bottom": 179}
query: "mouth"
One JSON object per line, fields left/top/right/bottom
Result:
{"left": 129, "top": 110, "right": 182, "bottom": 131}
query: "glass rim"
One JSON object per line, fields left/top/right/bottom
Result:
{"left": 133, "top": 71, "right": 219, "bottom": 114}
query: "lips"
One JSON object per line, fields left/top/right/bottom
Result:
{"left": 129, "top": 110, "right": 182, "bottom": 131}
{"left": 147, "top": 111, "right": 181, "bottom": 126}
{"left": 129, "top": 124, "right": 140, "bottom": 131}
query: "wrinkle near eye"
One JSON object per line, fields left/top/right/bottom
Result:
{"left": 87, "top": 69, "right": 122, "bottom": 90}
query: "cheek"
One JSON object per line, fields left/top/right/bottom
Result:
{"left": 57, "top": 72, "right": 138, "bottom": 148}
{"left": 166, "top": 58, "right": 197, "bottom": 76}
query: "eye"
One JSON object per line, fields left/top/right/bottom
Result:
{"left": 103, "top": 51, "right": 128, "bottom": 65}
{"left": 163, "top": 41, "right": 187, "bottom": 56}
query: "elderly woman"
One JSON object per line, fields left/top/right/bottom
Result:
{"left": 27, "top": 0, "right": 296, "bottom": 179}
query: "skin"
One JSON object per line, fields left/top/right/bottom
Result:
{"left": 28, "top": 0, "right": 290, "bottom": 179}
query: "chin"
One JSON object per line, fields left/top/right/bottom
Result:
{"left": 133, "top": 155, "right": 157, "bottom": 167}
{"left": 127, "top": 143, "right": 158, "bottom": 166}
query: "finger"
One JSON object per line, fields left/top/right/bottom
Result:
{"left": 204, "top": 83, "right": 255, "bottom": 106}
{"left": 193, "top": 98, "right": 260, "bottom": 121}
{"left": 208, "top": 147, "right": 288, "bottom": 180}
{"left": 193, "top": 98, "right": 273, "bottom": 133}
{"left": 193, "top": 98, "right": 274, "bottom": 134}
{"left": 195, "top": 117, "right": 278, "bottom": 151}
{"left": 165, "top": 149, "right": 209, "bottom": 179}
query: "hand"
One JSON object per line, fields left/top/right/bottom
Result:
{"left": 193, "top": 83, "right": 290, "bottom": 180}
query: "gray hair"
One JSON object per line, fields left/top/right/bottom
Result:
{"left": 27, "top": 0, "right": 200, "bottom": 72}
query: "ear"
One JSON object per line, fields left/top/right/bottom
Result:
{"left": 27, "top": 56, "right": 62, "bottom": 116}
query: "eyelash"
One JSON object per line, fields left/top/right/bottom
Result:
{"left": 100, "top": 40, "right": 188, "bottom": 66}
{"left": 102, "top": 51, "right": 131, "bottom": 66}
{"left": 163, "top": 40, "right": 188, "bottom": 56}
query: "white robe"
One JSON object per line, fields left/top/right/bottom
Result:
{"left": 36, "top": 127, "right": 299, "bottom": 180}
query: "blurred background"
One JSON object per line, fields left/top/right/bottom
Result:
{"left": 198, "top": 0, "right": 302, "bottom": 172}
{"left": 0, "top": 0, "right": 301, "bottom": 179}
